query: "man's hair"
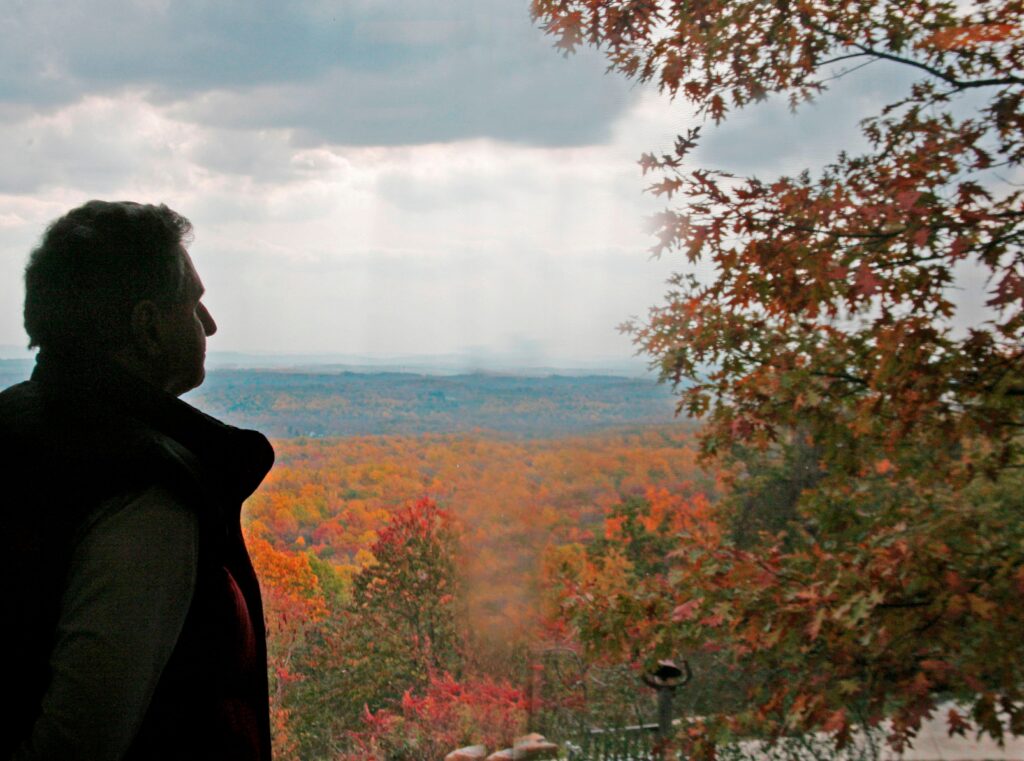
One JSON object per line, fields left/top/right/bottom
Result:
{"left": 24, "top": 200, "right": 193, "bottom": 354}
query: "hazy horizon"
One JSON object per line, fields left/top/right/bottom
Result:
{"left": 0, "top": 343, "right": 655, "bottom": 377}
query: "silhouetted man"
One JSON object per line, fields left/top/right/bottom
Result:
{"left": 0, "top": 201, "right": 274, "bottom": 760}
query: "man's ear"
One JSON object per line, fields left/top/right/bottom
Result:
{"left": 128, "top": 300, "right": 165, "bottom": 359}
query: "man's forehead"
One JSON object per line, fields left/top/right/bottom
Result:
{"left": 179, "top": 247, "right": 204, "bottom": 295}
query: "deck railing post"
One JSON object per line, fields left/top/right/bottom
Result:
{"left": 642, "top": 659, "right": 692, "bottom": 760}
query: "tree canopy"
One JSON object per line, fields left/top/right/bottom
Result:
{"left": 532, "top": 0, "right": 1024, "bottom": 755}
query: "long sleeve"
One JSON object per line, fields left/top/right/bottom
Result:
{"left": 12, "top": 486, "right": 199, "bottom": 761}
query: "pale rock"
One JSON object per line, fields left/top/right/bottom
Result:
{"left": 514, "top": 733, "right": 546, "bottom": 746}
{"left": 445, "top": 745, "right": 488, "bottom": 761}
{"left": 485, "top": 738, "right": 559, "bottom": 760}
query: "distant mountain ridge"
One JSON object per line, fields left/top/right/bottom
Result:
{"left": 0, "top": 359, "right": 679, "bottom": 437}
{"left": 201, "top": 350, "right": 653, "bottom": 378}
{"left": 0, "top": 347, "right": 654, "bottom": 378}
{"left": 188, "top": 369, "right": 678, "bottom": 437}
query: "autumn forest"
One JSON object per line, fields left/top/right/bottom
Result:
{"left": 196, "top": 370, "right": 710, "bottom": 758}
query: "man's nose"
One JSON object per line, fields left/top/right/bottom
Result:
{"left": 199, "top": 303, "right": 217, "bottom": 337}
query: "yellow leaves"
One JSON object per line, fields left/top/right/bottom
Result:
{"left": 838, "top": 679, "right": 860, "bottom": 696}
{"left": 354, "top": 547, "right": 377, "bottom": 569}
{"left": 581, "top": 548, "right": 634, "bottom": 597}
{"left": 966, "top": 593, "right": 997, "bottom": 619}
{"left": 699, "top": 603, "right": 729, "bottom": 628}
{"left": 946, "top": 594, "right": 995, "bottom": 622}
{"left": 944, "top": 594, "right": 968, "bottom": 619}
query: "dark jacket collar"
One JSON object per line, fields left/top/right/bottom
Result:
{"left": 30, "top": 350, "right": 274, "bottom": 505}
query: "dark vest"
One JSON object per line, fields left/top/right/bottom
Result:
{"left": 0, "top": 354, "right": 275, "bottom": 760}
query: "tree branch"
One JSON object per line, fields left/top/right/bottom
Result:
{"left": 816, "top": 52, "right": 873, "bottom": 67}
{"left": 809, "top": 370, "right": 868, "bottom": 386}
{"left": 809, "top": 23, "right": 1024, "bottom": 90}
{"left": 784, "top": 224, "right": 906, "bottom": 240}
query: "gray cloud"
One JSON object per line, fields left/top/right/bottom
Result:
{"left": 0, "top": 0, "right": 632, "bottom": 147}
{"left": 0, "top": 96, "right": 188, "bottom": 194}
{"left": 694, "top": 62, "right": 920, "bottom": 176}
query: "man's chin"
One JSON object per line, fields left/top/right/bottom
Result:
{"left": 189, "top": 367, "right": 207, "bottom": 393}
{"left": 171, "top": 368, "right": 206, "bottom": 397}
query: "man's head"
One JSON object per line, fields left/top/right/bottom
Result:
{"left": 24, "top": 200, "right": 217, "bottom": 396}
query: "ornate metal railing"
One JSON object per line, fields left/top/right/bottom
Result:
{"left": 564, "top": 722, "right": 660, "bottom": 761}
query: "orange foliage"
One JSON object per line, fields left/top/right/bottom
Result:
{"left": 245, "top": 526, "right": 330, "bottom": 751}
{"left": 238, "top": 426, "right": 709, "bottom": 757}
{"left": 244, "top": 426, "right": 706, "bottom": 639}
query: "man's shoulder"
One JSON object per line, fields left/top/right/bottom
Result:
{"left": 2, "top": 378, "right": 149, "bottom": 453}
{"left": 0, "top": 380, "right": 81, "bottom": 461}
{"left": 0, "top": 379, "right": 204, "bottom": 502}
{"left": 0, "top": 379, "right": 46, "bottom": 429}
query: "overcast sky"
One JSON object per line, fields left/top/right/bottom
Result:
{"left": 0, "top": 0, "right": 915, "bottom": 366}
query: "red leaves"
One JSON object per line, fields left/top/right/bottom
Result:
{"left": 549, "top": 456, "right": 1024, "bottom": 754}
{"left": 353, "top": 673, "right": 528, "bottom": 760}
{"left": 604, "top": 514, "right": 626, "bottom": 539}
{"left": 987, "top": 270, "right": 1024, "bottom": 309}
{"left": 638, "top": 152, "right": 660, "bottom": 174}
{"left": 699, "top": 612, "right": 726, "bottom": 627}
{"left": 672, "top": 599, "right": 701, "bottom": 622}
{"left": 371, "top": 497, "right": 454, "bottom": 560}
{"left": 709, "top": 93, "right": 727, "bottom": 124}
{"left": 895, "top": 190, "right": 922, "bottom": 211}
{"left": 650, "top": 177, "right": 684, "bottom": 198}
{"left": 853, "top": 263, "right": 881, "bottom": 297}
{"left": 946, "top": 707, "right": 971, "bottom": 737}
{"left": 532, "top": 5, "right": 586, "bottom": 53}
{"left": 920, "top": 23, "right": 1020, "bottom": 51}
{"left": 822, "top": 708, "right": 847, "bottom": 734}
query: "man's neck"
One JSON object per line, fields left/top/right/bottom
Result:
{"left": 108, "top": 349, "right": 174, "bottom": 396}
